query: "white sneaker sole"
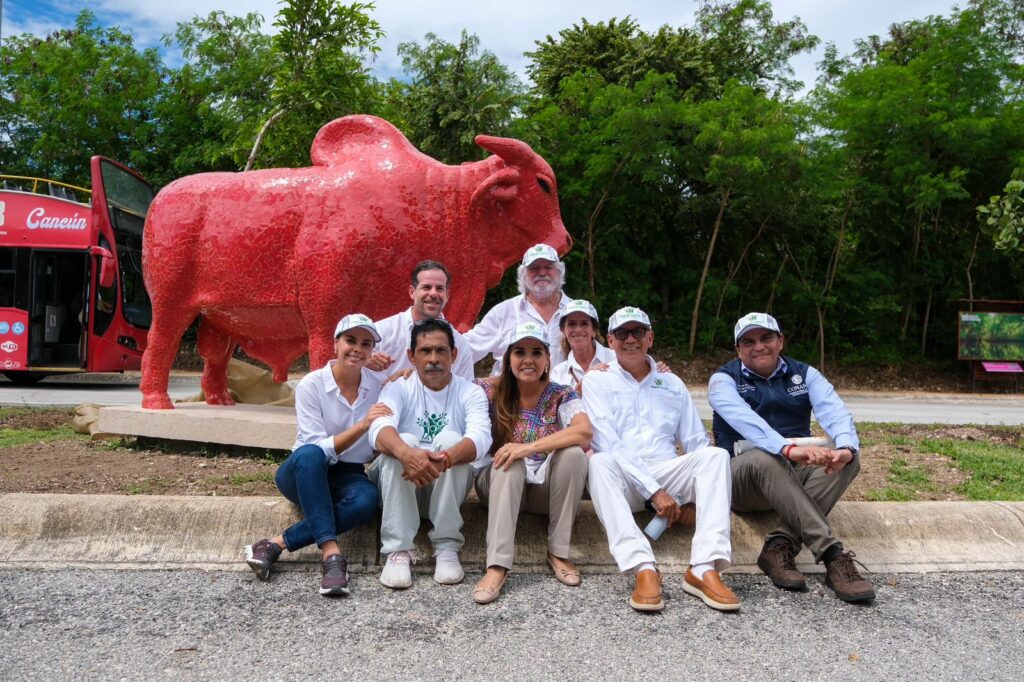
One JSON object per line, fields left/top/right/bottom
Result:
{"left": 243, "top": 545, "right": 271, "bottom": 581}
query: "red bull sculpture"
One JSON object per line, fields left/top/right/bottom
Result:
{"left": 140, "top": 115, "right": 571, "bottom": 409}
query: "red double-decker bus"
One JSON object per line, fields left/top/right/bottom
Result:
{"left": 0, "top": 157, "right": 154, "bottom": 384}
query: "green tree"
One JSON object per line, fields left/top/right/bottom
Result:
{"left": 978, "top": 171, "right": 1024, "bottom": 252}
{"left": 384, "top": 30, "right": 524, "bottom": 163}
{"left": 0, "top": 11, "right": 163, "bottom": 186}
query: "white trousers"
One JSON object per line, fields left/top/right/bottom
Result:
{"left": 368, "top": 430, "right": 473, "bottom": 555}
{"left": 587, "top": 446, "right": 733, "bottom": 573}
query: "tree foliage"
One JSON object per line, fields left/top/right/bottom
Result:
{"left": 2, "top": 1, "right": 1023, "bottom": 366}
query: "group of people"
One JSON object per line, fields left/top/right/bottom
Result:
{"left": 243, "top": 245, "right": 874, "bottom": 612}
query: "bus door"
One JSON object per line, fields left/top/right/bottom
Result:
{"left": 26, "top": 249, "right": 89, "bottom": 368}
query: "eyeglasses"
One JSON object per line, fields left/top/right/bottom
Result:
{"left": 611, "top": 326, "right": 649, "bottom": 341}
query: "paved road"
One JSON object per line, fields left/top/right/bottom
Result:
{"left": 0, "top": 569, "right": 1020, "bottom": 680}
{"left": 2, "top": 373, "right": 1021, "bottom": 425}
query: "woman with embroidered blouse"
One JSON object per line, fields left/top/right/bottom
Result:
{"left": 471, "top": 322, "right": 593, "bottom": 604}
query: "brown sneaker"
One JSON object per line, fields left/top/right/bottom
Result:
{"left": 683, "top": 568, "right": 740, "bottom": 612}
{"left": 825, "top": 551, "right": 875, "bottom": 603}
{"left": 757, "top": 539, "right": 806, "bottom": 591}
{"left": 629, "top": 569, "right": 664, "bottom": 612}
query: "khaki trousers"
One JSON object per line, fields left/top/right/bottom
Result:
{"left": 730, "top": 449, "right": 860, "bottom": 560}
{"left": 474, "top": 446, "right": 588, "bottom": 569}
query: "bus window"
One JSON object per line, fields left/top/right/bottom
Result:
{"left": 0, "top": 250, "right": 14, "bottom": 307}
{"left": 99, "top": 160, "right": 152, "bottom": 329}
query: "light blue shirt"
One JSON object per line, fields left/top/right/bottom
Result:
{"left": 707, "top": 358, "right": 859, "bottom": 456}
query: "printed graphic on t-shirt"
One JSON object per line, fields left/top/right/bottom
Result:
{"left": 416, "top": 410, "right": 450, "bottom": 444}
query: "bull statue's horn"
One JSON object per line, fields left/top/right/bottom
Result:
{"left": 475, "top": 135, "right": 535, "bottom": 167}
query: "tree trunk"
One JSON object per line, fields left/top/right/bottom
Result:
{"left": 766, "top": 253, "right": 788, "bottom": 311}
{"left": 585, "top": 158, "right": 628, "bottom": 298}
{"left": 688, "top": 187, "right": 731, "bottom": 355}
{"left": 244, "top": 108, "right": 286, "bottom": 172}
{"left": 920, "top": 287, "right": 933, "bottom": 356}
{"left": 713, "top": 218, "right": 767, "bottom": 324}
{"left": 816, "top": 305, "right": 826, "bottom": 371}
{"left": 965, "top": 231, "right": 980, "bottom": 311}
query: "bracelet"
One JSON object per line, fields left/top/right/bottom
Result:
{"left": 782, "top": 444, "right": 794, "bottom": 460}
{"left": 440, "top": 450, "right": 451, "bottom": 471}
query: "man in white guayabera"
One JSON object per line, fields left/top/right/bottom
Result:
{"left": 465, "top": 243, "right": 571, "bottom": 376}
{"left": 368, "top": 318, "right": 491, "bottom": 589}
{"left": 583, "top": 307, "right": 739, "bottom": 614}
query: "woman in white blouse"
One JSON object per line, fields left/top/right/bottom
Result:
{"left": 549, "top": 299, "right": 613, "bottom": 393}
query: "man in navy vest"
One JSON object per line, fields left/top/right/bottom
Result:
{"left": 708, "top": 312, "right": 874, "bottom": 603}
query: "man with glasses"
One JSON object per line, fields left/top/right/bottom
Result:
{"left": 368, "top": 260, "right": 475, "bottom": 379}
{"left": 465, "top": 243, "right": 571, "bottom": 376}
{"left": 583, "top": 307, "right": 738, "bottom": 613}
{"left": 368, "top": 318, "right": 491, "bottom": 589}
{"left": 708, "top": 312, "right": 873, "bottom": 603}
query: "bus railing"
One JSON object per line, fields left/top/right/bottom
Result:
{"left": 0, "top": 174, "right": 92, "bottom": 204}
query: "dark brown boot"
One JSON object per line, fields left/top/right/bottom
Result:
{"left": 825, "top": 551, "right": 875, "bottom": 603}
{"left": 757, "top": 539, "right": 806, "bottom": 591}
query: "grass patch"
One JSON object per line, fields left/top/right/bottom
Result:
{"left": 922, "top": 438, "right": 1024, "bottom": 500}
{"left": 0, "top": 425, "right": 85, "bottom": 448}
{"left": 227, "top": 472, "right": 276, "bottom": 485}
{"left": 888, "top": 458, "right": 931, "bottom": 487}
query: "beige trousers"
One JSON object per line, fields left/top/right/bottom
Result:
{"left": 474, "top": 446, "right": 588, "bottom": 569}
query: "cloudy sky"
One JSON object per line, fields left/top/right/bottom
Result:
{"left": 5, "top": 0, "right": 960, "bottom": 90}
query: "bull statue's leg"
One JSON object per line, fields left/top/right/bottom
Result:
{"left": 140, "top": 307, "right": 198, "bottom": 410}
{"left": 197, "top": 316, "right": 237, "bottom": 405}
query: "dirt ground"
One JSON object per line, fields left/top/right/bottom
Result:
{"left": 3, "top": 409, "right": 1019, "bottom": 499}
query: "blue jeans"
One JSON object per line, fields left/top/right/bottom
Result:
{"left": 275, "top": 444, "right": 378, "bottom": 552}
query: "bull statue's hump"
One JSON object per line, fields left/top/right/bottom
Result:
{"left": 310, "top": 115, "right": 432, "bottom": 167}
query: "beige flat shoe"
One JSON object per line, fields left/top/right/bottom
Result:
{"left": 472, "top": 570, "right": 508, "bottom": 604}
{"left": 547, "top": 553, "right": 581, "bottom": 587}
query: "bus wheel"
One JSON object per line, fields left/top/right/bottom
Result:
{"left": 2, "top": 371, "right": 50, "bottom": 385}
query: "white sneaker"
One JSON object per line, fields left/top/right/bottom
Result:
{"left": 380, "top": 550, "right": 414, "bottom": 589}
{"left": 433, "top": 549, "right": 464, "bottom": 585}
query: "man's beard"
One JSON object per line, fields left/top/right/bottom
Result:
{"left": 528, "top": 277, "right": 559, "bottom": 298}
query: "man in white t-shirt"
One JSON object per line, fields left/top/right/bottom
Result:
{"left": 464, "top": 243, "right": 571, "bottom": 376}
{"left": 368, "top": 318, "right": 492, "bottom": 589}
{"left": 368, "top": 260, "right": 475, "bottom": 380}
{"left": 584, "top": 307, "right": 739, "bottom": 613}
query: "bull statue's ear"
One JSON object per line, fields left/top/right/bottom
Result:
{"left": 470, "top": 167, "right": 520, "bottom": 206}
{"left": 475, "top": 135, "right": 535, "bottom": 167}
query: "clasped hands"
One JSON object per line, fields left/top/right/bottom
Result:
{"left": 787, "top": 445, "right": 854, "bottom": 474}
{"left": 399, "top": 446, "right": 451, "bottom": 487}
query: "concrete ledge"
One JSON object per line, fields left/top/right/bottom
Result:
{"left": 98, "top": 404, "right": 295, "bottom": 450}
{"left": 2, "top": 494, "right": 1023, "bottom": 574}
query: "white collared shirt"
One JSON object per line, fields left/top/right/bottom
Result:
{"left": 372, "top": 307, "right": 475, "bottom": 380}
{"left": 368, "top": 373, "right": 493, "bottom": 467}
{"left": 583, "top": 357, "right": 710, "bottom": 498}
{"left": 293, "top": 362, "right": 385, "bottom": 464}
{"left": 464, "top": 292, "right": 571, "bottom": 375}
{"left": 549, "top": 341, "right": 615, "bottom": 390}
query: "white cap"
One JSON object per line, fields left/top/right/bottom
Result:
{"left": 334, "top": 313, "right": 381, "bottom": 342}
{"left": 734, "top": 312, "right": 780, "bottom": 343}
{"left": 563, "top": 299, "right": 599, "bottom": 322}
{"left": 608, "top": 306, "right": 651, "bottom": 332}
{"left": 506, "top": 321, "right": 550, "bottom": 348}
{"left": 522, "top": 243, "right": 560, "bottom": 267}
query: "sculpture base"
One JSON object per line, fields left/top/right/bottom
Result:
{"left": 98, "top": 403, "right": 295, "bottom": 450}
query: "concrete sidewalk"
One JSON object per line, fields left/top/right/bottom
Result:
{"left": 2, "top": 493, "right": 1022, "bottom": 574}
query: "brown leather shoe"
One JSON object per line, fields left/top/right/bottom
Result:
{"left": 757, "top": 539, "right": 807, "bottom": 591}
{"left": 683, "top": 568, "right": 740, "bottom": 611}
{"left": 629, "top": 569, "right": 664, "bottom": 612}
{"left": 825, "top": 551, "right": 875, "bottom": 603}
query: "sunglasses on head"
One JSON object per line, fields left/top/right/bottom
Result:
{"left": 611, "top": 326, "right": 649, "bottom": 341}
